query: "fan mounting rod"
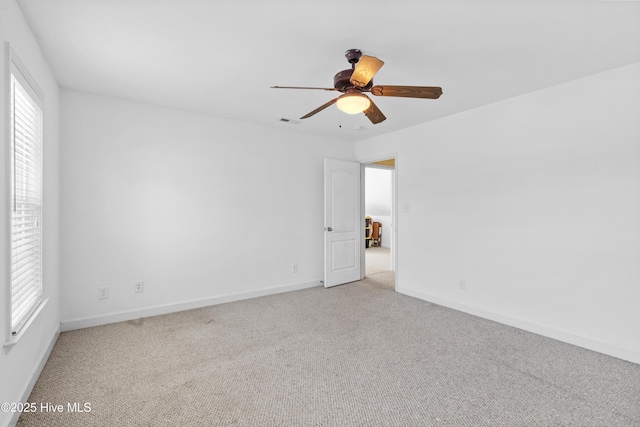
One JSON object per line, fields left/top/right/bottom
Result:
{"left": 344, "top": 49, "right": 362, "bottom": 68}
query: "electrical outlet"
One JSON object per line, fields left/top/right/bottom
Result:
{"left": 134, "top": 281, "right": 144, "bottom": 293}
{"left": 291, "top": 263, "right": 298, "bottom": 273}
{"left": 459, "top": 280, "right": 466, "bottom": 290}
{"left": 98, "top": 286, "right": 109, "bottom": 299}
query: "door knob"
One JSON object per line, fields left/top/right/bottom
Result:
{"left": 326, "top": 227, "right": 333, "bottom": 231}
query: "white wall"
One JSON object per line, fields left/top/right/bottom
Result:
{"left": 60, "top": 90, "right": 354, "bottom": 328}
{"left": 356, "top": 63, "right": 640, "bottom": 364}
{"left": 0, "top": 1, "right": 61, "bottom": 426}
{"left": 365, "top": 167, "right": 392, "bottom": 248}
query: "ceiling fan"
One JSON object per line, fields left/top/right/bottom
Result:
{"left": 271, "top": 49, "right": 442, "bottom": 124}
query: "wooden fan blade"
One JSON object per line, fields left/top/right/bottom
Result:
{"left": 350, "top": 55, "right": 384, "bottom": 88}
{"left": 370, "top": 85, "right": 443, "bottom": 99}
{"left": 300, "top": 97, "right": 339, "bottom": 119}
{"left": 271, "top": 86, "right": 337, "bottom": 91}
{"left": 363, "top": 95, "right": 386, "bottom": 124}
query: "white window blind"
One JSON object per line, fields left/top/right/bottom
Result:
{"left": 10, "top": 70, "right": 43, "bottom": 335}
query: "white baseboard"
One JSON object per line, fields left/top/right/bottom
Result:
{"left": 4, "top": 324, "right": 60, "bottom": 427}
{"left": 397, "top": 286, "right": 640, "bottom": 365}
{"left": 61, "top": 280, "right": 322, "bottom": 332}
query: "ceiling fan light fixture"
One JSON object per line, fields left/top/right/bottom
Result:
{"left": 336, "top": 94, "right": 370, "bottom": 114}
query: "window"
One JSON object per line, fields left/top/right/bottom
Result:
{"left": 9, "top": 60, "right": 44, "bottom": 335}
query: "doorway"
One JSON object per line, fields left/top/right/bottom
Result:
{"left": 323, "top": 157, "right": 396, "bottom": 289}
{"left": 362, "top": 158, "right": 396, "bottom": 289}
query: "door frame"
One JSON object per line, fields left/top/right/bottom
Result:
{"left": 359, "top": 154, "right": 398, "bottom": 291}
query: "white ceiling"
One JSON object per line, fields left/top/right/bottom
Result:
{"left": 17, "top": 0, "right": 640, "bottom": 141}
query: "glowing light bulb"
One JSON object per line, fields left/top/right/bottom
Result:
{"left": 336, "top": 94, "right": 370, "bottom": 114}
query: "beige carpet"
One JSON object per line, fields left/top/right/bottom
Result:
{"left": 18, "top": 273, "right": 640, "bottom": 426}
{"left": 365, "top": 246, "right": 391, "bottom": 275}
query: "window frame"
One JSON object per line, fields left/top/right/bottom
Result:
{"left": 4, "top": 44, "right": 46, "bottom": 345}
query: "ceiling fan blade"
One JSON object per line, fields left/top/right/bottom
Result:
{"left": 370, "top": 85, "right": 443, "bottom": 99}
{"left": 271, "top": 86, "right": 337, "bottom": 91}
{"left": 362, "top": 95, "right": 386, "bottom": 124}
{"left": 350, "top": 55, "right": 384, "bottom": 88}
{"left": 300, "top": 97, "right": 339, "bottom": 119}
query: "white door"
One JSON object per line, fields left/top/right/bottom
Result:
{"left": 324, "top": 159, "right": 361, "bottom": 287}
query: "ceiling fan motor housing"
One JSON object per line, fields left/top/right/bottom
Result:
{"left": 334, "top": 69, "right": 373, "bottom": 92}
{"left": 334, "top": 49, "right": 374, "bottom": 91}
